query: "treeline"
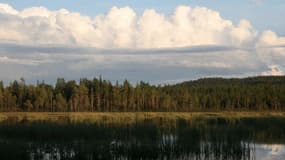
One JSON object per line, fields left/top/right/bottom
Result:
{"left": 0, "top": 76, "right": 285, "bottom": 112}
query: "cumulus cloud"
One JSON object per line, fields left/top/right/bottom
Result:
{"left": 0, "top": 3, "right": 18, "bottom": 15}
{"left": 0, "top": 3, "right": 284, "bottom": 83}
{"left": 0, "top": 3, "right": 283, "bottom": 49}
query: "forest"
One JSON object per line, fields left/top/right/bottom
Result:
{"left": 0, "top": 76, "right": 285, "bottom": 112}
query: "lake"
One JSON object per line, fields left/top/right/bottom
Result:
{"left": 0, "top": 112, "right": 284, "bottom": 160}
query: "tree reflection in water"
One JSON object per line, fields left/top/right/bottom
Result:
{"left": 0, "top": 116, "right": 285, "bottom": 160}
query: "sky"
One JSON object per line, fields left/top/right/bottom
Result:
{"left": 0, "top": 0, "right": 285, "bottom": 84}
{"left": 1, "top": 0, "right": 285, "bottom": 35}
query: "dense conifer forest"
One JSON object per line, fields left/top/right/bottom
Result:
{"left": 0, "top": 76, "right": 285, "bottom": 112}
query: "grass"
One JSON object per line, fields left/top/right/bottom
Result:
{"left": 0, "top": 112, "right": 285, "bottom": 124}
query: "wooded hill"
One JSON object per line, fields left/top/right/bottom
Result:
{"left": 0, "top": 76, "right": 284, "bottom": 112}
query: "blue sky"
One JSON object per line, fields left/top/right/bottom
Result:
{"left": 1, "top": 0, "right": 284, "bottom": 35}
{"left": 0, "top": 0, "right": 284, "bottom": 84}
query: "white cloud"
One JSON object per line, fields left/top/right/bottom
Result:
{"left": 0, "top": 44, "right": 269, "bottom": 84}
{"left": 0, "top": 55, "right": 56, "bottom": 65}
{"left": 262, "top": 65, "right": 284, "bottom": 76}
{"left": 0, "top": 3, "right": 284, "bottom": 49}
{"left": 0, "top": 3, "right": 284, "bottom": 83}
{"left": 0, "top": 3, "right": 18, "bottom": 15}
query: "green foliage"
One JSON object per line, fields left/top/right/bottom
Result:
{"left": 0, "top": 76, "right": 285, "bottom": 112}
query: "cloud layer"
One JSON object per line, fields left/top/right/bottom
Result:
{"left": 0, "top": 3, "right": 284, "bottom": 83}
{"left": 1, "top": 3, "right": 283, "bottom": 48}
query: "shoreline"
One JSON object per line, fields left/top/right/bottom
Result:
{"left": 1, "top": 112, "right": 285, "bottom": 123}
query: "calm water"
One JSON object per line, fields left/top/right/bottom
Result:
{"left": 0, "top": 116, "right": 285, "bottom": 160}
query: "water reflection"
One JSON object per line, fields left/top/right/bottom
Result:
{"left": 0, "top": 116, "right": 285, "bottom": 160}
